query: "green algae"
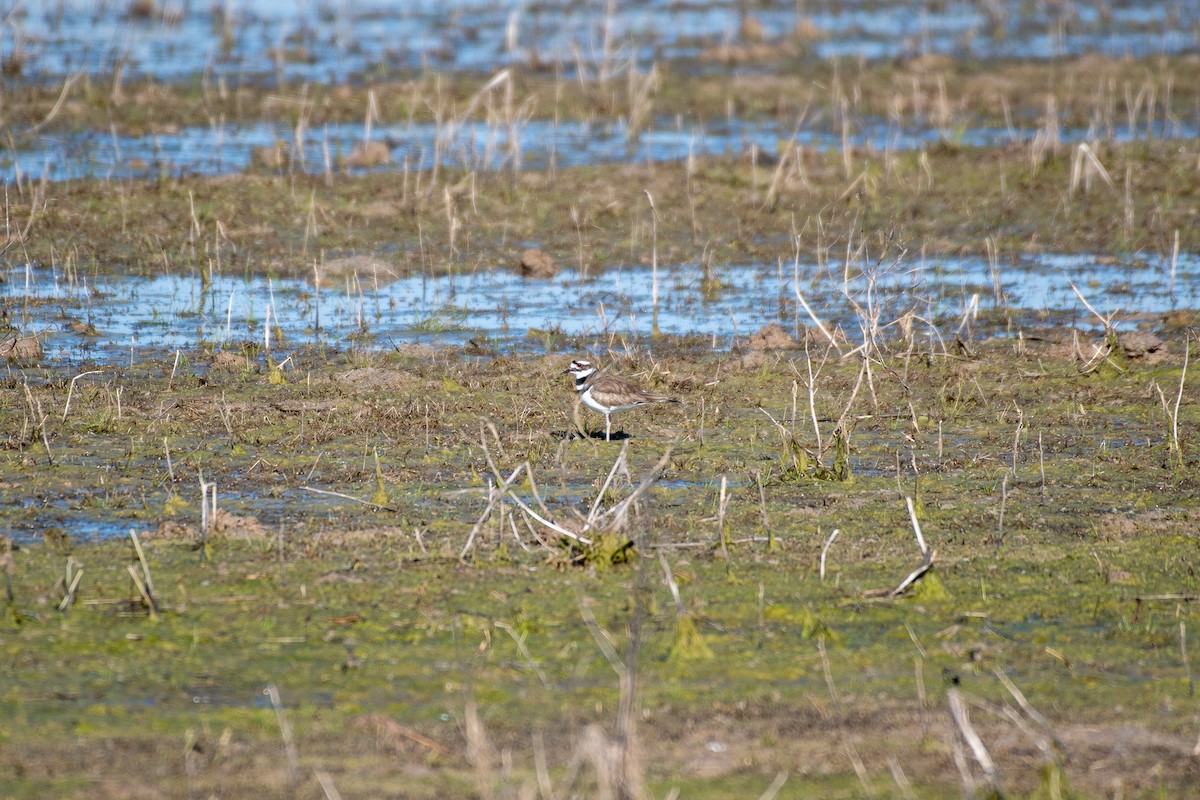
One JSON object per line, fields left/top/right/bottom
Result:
{"left": 2, "top": 500, "right": 1198, "bottom": 797}
{"left": 2, "top": 49, "right": 1200, "bottom": 798}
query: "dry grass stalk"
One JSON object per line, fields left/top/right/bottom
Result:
{"left": 125, "top": 564, "right": 157, "bottom": 619}
{"left": 885, "top": 549, "right": 936, "bottom": 598}
{"left": 625, "top": 63, "right": 658, "bottom": 139}
{"left": 461, "top": 464, "right": 527, "bottom": 560}
{"left": 1171, "top": 228, "right": 1180, "bottom": 296}
{"left": 1069, "top": 280, "right": 1117, "bottom": 331}
{"left": 998, "top": 473, "right": 1009, "bottom": 542}
{"left": 57, "top": 566, "right": 84, "bottom": 612}
{"left": 464, "top": 694, "right": 498, "bottom": 799}
{"left": 1183, "top": 622, "right": 1197, "bottom": 705}
{"left": 2, "top": 538, "right": 12, "bottom": 604}
{"left": 887, "top": 757, "right": 917, "bottom": 800}
{"left": 494, "top": 620, "right": 550, "bottom": 688}
{"left": 903, "top": 496, "right": 927, "bottom": 554}
{"left": 801, "top": 340, "right": 835, "bottom": 450}
{"left": 947, "top": 688, "right": 1002, "bottom": 796}
{"left": 992, "top": 669, "right": 1067, "bottom": 759}
{"left": 817, "top": 636, "right": 839, "bottom": 704}
{"left": 466, "top": 428, "right": 680, "bottom": 561}
{"left": 23, "top": 70, "right": 83, "bottom": 137}
{"left": 265, "top": 684, "right": 301, "bottom": 784}
{"left": 819, "top": 528, "right": 840, "bottom": 583}
{"left": 314, "top": 770, "right": 343, "bottom": 800}
{"left": 127, "top": 529, "right": 159, "bottom": 618}
{"left": 532, "top": 732, "right": 555, "bottom": 799}
{"left": 755, "top": 470, "right": 773, "bottom": 549}
{"left": 762, "top": 145, "right": 794, "bottom": 210}
{"left": 793, "top": 236, "right": 841, "bottom": 354}
{"left": 62, "top": 370, "right": 102, "bottom": 421}
{"left": 757, "top": 771, "right": 789, "bottom": 800}
{"left": 355, "top": 714, "right": 448, "bottom": 756}
{"left": 300, "top": 485, "right": 398, "bottom": 513}
{"left": 129, "top": 530, "right": 156, "bottom": 599}
{"left": 21, "top": 382, "right": 52, "bottom": 464}
{"left": 1069, "top": 142, "right": 1114, "bottom": 195}
{"left": 657, "top": 552, "right": 684, "bottom": 614}
{"left": 578, "top": 596, "right": 644, "bottom": 800}
{"left": 1158, "top": 334, "right": 1191, "bottom": 467}
{"left": 643, "top": 190, "right": 660, "bottom": 326}
{"left": 716, "top": 475, "right": 729, "bottom": 549}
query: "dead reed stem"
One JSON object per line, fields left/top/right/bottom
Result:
{"left": 887, "top": 549, "right": 936, "bottom": 598}
{"left": 125, "top": 564, "right": 157, "bottom": 619}
{"left": 62, "top": 370, "right": 102, "bottom": 422}
{"left": 1171, "top": 335, "right": 1190, "bottom": 465}
{"left": 992, "top": 668, "right": 1067, "bottom": 758}
{"left": 755, "top": 470, "right": 772, "bottom": 549}
{"left": 300, "top": 485, "right": 397, "bottom": 513}
{"left": 947, "top": 688, "right": 1002, "bottom": 795}
{"left": 495, "top": 620, "right": 550, "bottom": 688}
{"left": 129, "top": 530, "right": 156, "bottom": 601}
{"left": 314, "top": 770, "right": 343, "bottom": 800}
{"left": 57, "top": 567, "right": 84, "bottom": 612}
{"left": 462, "top": 464, "right": 526, "bottom": 560}
{"left": 819, "top": 528, "right": 840, "bottom": 583}
{"left": 1182, "top": 622, "right": 1195, "bottom": 698}
{"left": 579, "top": 594, "right": 645, "bottom": 800}
{"left": 265, "top": 684, "right": 301, "bottom": 784}
{"left": 904, "top": 496, "right": 927, "bottom": 555}
{"left": 757, "top": 771, "right": 789, "bottom": 800}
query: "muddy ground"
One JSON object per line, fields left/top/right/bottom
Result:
{"left": 2, "top": 49, "right": 1200, "bottom": 800}
{"left": 3, "top": 332, "right": 1198, "bottom": 798}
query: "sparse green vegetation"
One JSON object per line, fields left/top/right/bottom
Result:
{"left": 3, "top": 8, "right": 1200, "bottom": 796}
{"left": 2, "top": 335, "right": 1198, "bottom": 798}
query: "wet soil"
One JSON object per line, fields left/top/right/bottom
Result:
{"left": 3, "top": 23, "right": 1200, "bottom": 800}
{"left": 2, "top": 333, "right": 1199, "bottom": 797}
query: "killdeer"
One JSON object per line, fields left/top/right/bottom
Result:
{"left": 563, "top": 358, "right": 679, "bottom": 441}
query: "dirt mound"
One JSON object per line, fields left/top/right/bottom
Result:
{"left": 343, "top": 140, "right": 391, "bottom": 168}
{"left": 154, "top": 510, "right": 267, "bottom": 539}
{"left": 393, "top": 343, "right": 442, "bottom": 359}
{"left": 209, "top": 351, "right": 248, "bottom": 372}
{"left": 317, "top": 254, "right": 400, "bottom": 286}
{"left": 746, "top": 322, "right": 797, "bottom": 351}
{"left": 334, "top": 367, "right": 416, "bottom": 390}
{"left": 518, "top": 248, "right": 558, "bottom": 278}
{"left": 249, "top": 142, "right": 290, "bottom": 169}
{"left": 1119, "top": 330, "right": 1165, "bottom": 361}
{"left": 0, "top": 332, "right": 42, "bottom": 362}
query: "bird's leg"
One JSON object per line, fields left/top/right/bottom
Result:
{"left": 605, "top": 415, "right": 612, "bottom": 441}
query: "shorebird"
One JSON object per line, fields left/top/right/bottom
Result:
{"left": 563, "top": 358, "right": 679, "bottom": 441}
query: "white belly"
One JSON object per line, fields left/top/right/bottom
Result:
{"left": 581, "top": 388, "right": 641, "bottom": 415}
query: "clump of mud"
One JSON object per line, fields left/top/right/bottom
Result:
{"left": 333, "top": 367, "right": 417, "bottom": 390}
{"left": 317, "top": 254, "right": 400, "bottom": 287}
{"left": 393, "top": 343, "right": 442, "bottom": 359}
{"left": 209, "top": 351, "right": 249, "bottom": 372}
{"left": 1119, "top": 331, "right": 1165, "bottom": 361}
{"left": 343, "top": 141, "right": 391, "bottom": 169}
{"left": 0, "top": 332, "right": 42, "bottom": 362}
{"left": 154, "top": 510, "right": 266, "bottom": 539}
{"left": 746, "top": 322, "right": 797, "bottom": 351}
{"left": 518, "top": 248, "right": 558, "bottom": 278}
{"left": 248, "top": 142, "right": 291, "bottom": 170}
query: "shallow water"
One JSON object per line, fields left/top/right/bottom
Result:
{"left": 5, "top": 251, "right": 1195, "bottom": 367}
{"left": 8, "top": 1, "right": 1196, "bottom": 86}
{"left": 7, "top": 114, "right": 1193, "bottom": 184}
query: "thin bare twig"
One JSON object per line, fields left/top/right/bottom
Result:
{"left": 300, "top": 485, "right": 398, "bottom": 512}
{"left": 948, "top": 688, "right": 1002, "bottom": 794}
